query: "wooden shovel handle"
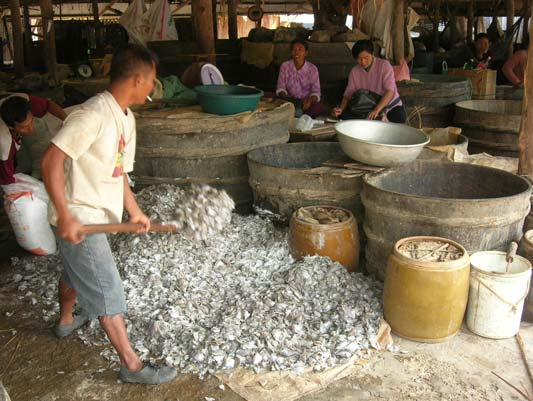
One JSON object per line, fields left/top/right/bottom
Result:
{"left": 82, "top": 222, "right": 177, "bottom": 235}
{"left": 507, "top": 242, "right": 518, "bottom": 263}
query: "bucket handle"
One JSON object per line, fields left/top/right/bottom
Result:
{"left": 474, "top": 275, "right": 530, "bottom": 312}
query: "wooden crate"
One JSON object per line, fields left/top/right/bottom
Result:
{"left": 448, "top": 69, "right": 496, "bottom": 100}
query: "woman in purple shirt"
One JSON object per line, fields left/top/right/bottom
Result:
{"left": 276, "top": 40, "right": 324, "bottom": 118}
{"left": 332, "top": 40, "right": 406, "bottom": 123}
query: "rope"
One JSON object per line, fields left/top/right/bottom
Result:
{"left": 473, "top": 274, "right": 530, "bottom": 312}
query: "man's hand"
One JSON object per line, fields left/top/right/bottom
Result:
{"left": 129, "top": 213, "right": 151, "bottom": 233}
{"left": 367, "top": 108, "right": 381, "bottom": 120}
{"left": 277, "top": 91, "right": 288, "bottom": 98}
{"left": 58, "top": 214, "right": 84, "bottom": 244}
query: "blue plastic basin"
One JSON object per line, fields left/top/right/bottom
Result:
{"left": 195, "top": 85, "right": 264, "bottom": 115}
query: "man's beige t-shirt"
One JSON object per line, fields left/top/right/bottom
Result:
{"left": 48, "top": 91, "right": 136, "bottom": 225}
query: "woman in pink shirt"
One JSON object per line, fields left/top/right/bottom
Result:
{"left": 332, "top": 40, "right": 406, "bottom": 123}
{"left": 276, "top": 39, "right": 324, "bottom": 118}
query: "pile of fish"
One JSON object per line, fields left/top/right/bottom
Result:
{"left": 9, "top": 185, "right": 383, "bottom": 378}
{"left": 295, "top": 206, "right": 350, "bottom": 225}
{"left": 141, "top": 184, "right": 235, "bottom": 241}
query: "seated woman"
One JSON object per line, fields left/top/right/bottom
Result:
{"left": 468, "top": 33, "right": 492, "bottom": 69}
{"left": 332, "top": 40, "right": 406, "bottom": 123}
{"left": 276, "top": 39, "right": 324, "bottom": 118}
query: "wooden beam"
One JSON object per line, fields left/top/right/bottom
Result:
{"left": 9, "top": 0, "right": 24, "bottom": 77}
{"left": 392, "top": 0, "right": 405, "bottom": 65}
{"left": 99, "top": 0, "right": 118, "bottom": 17}
{"left": 517, "top": 5, "right": 533, "bottom": 176}
{"left": 172, "top": 0, "right": 191, "bottom": 15}
{"left": 192, "top": 0, "right": 215, "bottom": 62}
{"left": 506, "top": 0, "right": 515, "bottom": 59}
{"left": 467, "top": 0, "right": 474, "bottom": 43}
{"left": 228, "top": 0, "right": 238, "bottom": 39}
{"left": 39, "top": 0, "right": 57, "bottom": 84}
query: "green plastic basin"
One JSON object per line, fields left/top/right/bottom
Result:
{"left": 195, "top": 85, "right": 264, "bottom": 115}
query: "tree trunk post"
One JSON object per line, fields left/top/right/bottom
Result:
{"left": 467, "top": 0, "right": 474, "bottom": 44}
{"left": 192, "top": 0, "right": 216, "bottom": 62}
{"left": 9, "top": 0, "right": 24, "bottom": 77}
{"left": 432, "top": 0, "right": 441, "bottom": 52}
{"left": 228, "top": 0, "right": 238, "bottom": 40}
{"left": 255, "top": 0, "right": 262, "bottom": 28}
{"left": 517, "top": 6, "right": 533, "bottom": 176}
{"left": 23, "top": 5, "right": 32, "bottom": 59}
{"left": 392, "top": 0, "right": 405, "bottom": 65}
{"left": 39, "top": 0, "right": 58, "bottom": 85}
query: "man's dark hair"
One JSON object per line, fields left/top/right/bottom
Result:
{"left": 352, "top": 40, "right": 375, "bottom": 58}
{"left": 109, "top": 43, "right": 158, "bottom": 83}
{"left": 475, "top": 33, "right": 490, "bottom": 42}
{"left": 291, "top": 39, "right": 309, "bottom": 51}
{"left": 0, "top": 96, "right": 31, "bottom": 128}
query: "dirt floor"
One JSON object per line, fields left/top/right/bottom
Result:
{"left": 1, "top": 233, "right": 532, "bottom": 401}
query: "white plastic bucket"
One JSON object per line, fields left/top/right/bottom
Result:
{"left": 466, "top": 251, "right": 532, "bottom": 339}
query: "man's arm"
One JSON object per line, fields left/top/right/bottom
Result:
{"left": 123, "top": 174, "right": 150, "bottom": 232}
{"left": 41, "top": 144, "right": 84, "bottom": 243}
{"left": 502, "top": 53, "right": 523, "bottom": 87}
{"left": 47, "top": 101, "right": 68, "bottom": 121}
{"left": 29, "top": 95, "right": 66, "bottom": 120}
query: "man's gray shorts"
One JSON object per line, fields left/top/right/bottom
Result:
{"left": 55, "top": 231, "right": 127, "bottom": 319}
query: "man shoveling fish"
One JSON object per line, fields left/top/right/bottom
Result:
{"left": 41, "top": 44, "right": 234, "bottom": 385}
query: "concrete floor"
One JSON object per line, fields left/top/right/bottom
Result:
{"left": 0, "top": 236, "right": 531, "bottom": 401}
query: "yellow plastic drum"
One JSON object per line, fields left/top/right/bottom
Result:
{"left": 383, "top": 236, "right": 470, "bottom": 342}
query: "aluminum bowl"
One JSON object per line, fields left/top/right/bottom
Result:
{"left": 335, "top": 120, "right": 430, "bottom": 167}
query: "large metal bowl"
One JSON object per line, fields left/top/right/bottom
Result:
{"left": 335, "top": 120, "right": 430, "bottom": 167}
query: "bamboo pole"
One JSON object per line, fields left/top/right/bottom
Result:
{"left": 9, "top": 0, "right": 24, "bottom": 77}
{"left": 467, "top": 0, "right": 474, "bottom": 44}
{"left": 39, "top": 0, "right": 58, "bottom": 85}
{"left": 392, "top": 0, "right": 405, "bottom": 65}
{"left": 192, "top": 0, "right": 216, "bottom": 62}
{"left": 517, "top": 5, "right": 533, "bottom": 176}
{"left": 228, "top": 0, "right": 238, "bottom": 40}
{"left": 506, "top": 0, "right": 515, "bottom": 60}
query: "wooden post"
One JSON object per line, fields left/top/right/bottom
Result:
{"left": 9, "top": 0, "right": 24, "bottom": 77}
{"left": 517, "top": 6, "right": 533, "bottom": 176}
{"left": 23, "top": 5, "right": 32, "bottom": 58}
{"left": 92, "top": 0, "right": 102, "bottom": 50}
{"left": 392, "top": 0, "right": 405, "bottom": 65}
{"left": 192, "top": 0, "right": 215, "bottom": 61}
{"left": 467, "top": 0, "right": 474, "bottom": 44}
{"left": 432, "top": 0, "right": 441, "bottom": 52}
{"left": 523, "top": 0, "right": 530, "bottom": 43}
{"left": 506, "top": 0, "right": 515, "bottom": 60}
{"left": 212, "top": 0, "right": 218, "bottom": 40}
{"left": 255, "top": 0, "right": 262, "bottom": 28}
{"left": 228, "top": 0, "right": 238, "bottom": 39}
{"left": 39, "top": 0, "right": 58, "bottom": 84}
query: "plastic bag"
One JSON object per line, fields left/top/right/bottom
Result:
{"left": 119, "top": 0, "right": 178, "bottom": 46}
{"left": 348, "top": 90, "right": 383, "bottom": 119}
{"left": 2, "top": 173, "right": 56, "bottom": 255}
